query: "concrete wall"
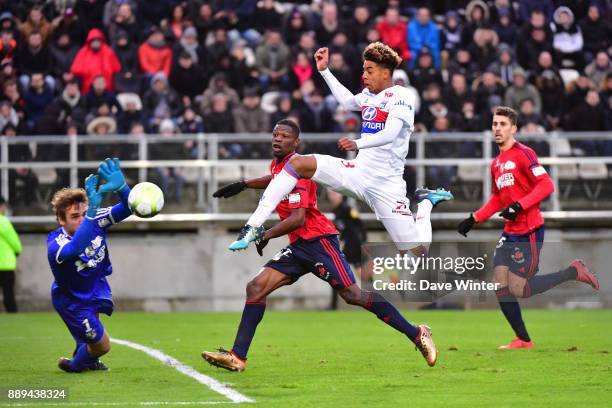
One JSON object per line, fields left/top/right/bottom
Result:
{"left": 7, "top": 228, "right": 612, "bottom": 311}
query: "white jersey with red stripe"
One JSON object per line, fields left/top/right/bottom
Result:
{"left": 353, "top": 85, "right": 416, "bottom": 177}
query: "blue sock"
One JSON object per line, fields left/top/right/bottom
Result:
{"left": 232, "top": 301, "right": 266, "bottom": 360}
{"left": 522, "top": 267, "right": 576, "bottom": 298}
{"left": 365, "top": 292, "right": 419, "bottom": 341}
{"left": 72, "top": 342, "right": 82, "bottom": 357}
{"left": 496, "top": 287, "right": 530, "bottom": 342}
{"left": 69, "top": 344, "right": 98, "bottom": 372}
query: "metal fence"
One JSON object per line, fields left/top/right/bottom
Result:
{"left": 2, "top": 131, "right": 612, "bottom": 222}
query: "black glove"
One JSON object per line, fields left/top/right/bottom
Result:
{"left": 457, "top": 214, "right": 476, "bottom": 237}
{"left": 256, "top": 238, "right": 269, "bottom": 256}
{"left": 499, "top": 202, "right": 522, "bottom": 221}
{"left": 212, "top": 181, "right": 247, "bottom": 198}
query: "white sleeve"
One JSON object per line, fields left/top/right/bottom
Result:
{"left": 319, "top": 69, "right": 360, "bottom": 111}
{"left": 354, "top": 117, "right": 404, "bottom": 149}
{"left": 387, "top": 91, "right": 415, "bottom": 129}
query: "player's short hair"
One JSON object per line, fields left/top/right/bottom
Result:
{"left": 493, "top": 106, "right": 518, "bottom": 126}
{"left": 363, "top": 42, "right": 402, "bottom": 71}
{"left": 275, "top": 119, "right": 300, "bottom": 138}
{"left": 51, "top": 188, "right": 87, "bottom": 220}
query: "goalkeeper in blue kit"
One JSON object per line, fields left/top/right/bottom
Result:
{"left": 47, "top": 159, "right": 132, "bottom": 372}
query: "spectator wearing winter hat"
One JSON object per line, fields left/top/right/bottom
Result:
{"left": 487, "top": 43, "right": 520, "bottom": 85}
{"left": 534, "top": 69, "right": 565, "bottom": 129}
{"left": 550, "top": 6, "right": 585, "bottom": 71}
{"left": 492, "top": 7, "right": 518, "bottom": 47}
{"left": 49, "top": 31, "right": 79, "bottom": 83}
{"left": 170, "top": 52, "right": 206, "bottom": 101}
{"left": 149, "top": 118, "right": 187, "bottom": 203}
{"left": 138, "top": 26, "right": 172, "bottom": 78}
{"left": 461, "top": 0, "right": 490, "bottom": 47}
{"left": 442, "top": 10, "right": 462, "bottom": 59}
{"left": 142, "top": 72, "right": 181, "bottom": 130}
{"left": 112, "top": 29, "right": 139, "bottom": 73}
{"left": 504, "top": 67, "right": 542, "bottom": 113}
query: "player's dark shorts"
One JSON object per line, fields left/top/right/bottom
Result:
{"left": 52, "top": 288, "right": 113, "bottom": 344}
{"left": 493, "top": 226, "right": 544, "bottom": 279}
{"left": 264, "top": 234, "right": 357, "bottom": 290}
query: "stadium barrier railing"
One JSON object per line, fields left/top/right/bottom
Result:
{"left": 1, "top": 131, "right": 612, "bottom": 224}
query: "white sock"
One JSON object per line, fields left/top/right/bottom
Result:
{"left": 246, "top": 168, "right": 299, "bottom": 226}
{"left": 415, "top": 200, "right": 433, "bottom": 245}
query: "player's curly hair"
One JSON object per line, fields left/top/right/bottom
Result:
{"left": 51, "top": 188, "right": 87, "bottom": 220}
{"left": 363, "top": 42, "right": 402, "bottom": 71}
{"left": 494, "top": 106, "right": 518, "bottom": 126}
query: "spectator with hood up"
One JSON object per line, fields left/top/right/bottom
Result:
{"left": 550, "top": 6, "right": 585, "bottom": 71}
{"left": 70, "top": 28, "right": 121, "bottom": 93}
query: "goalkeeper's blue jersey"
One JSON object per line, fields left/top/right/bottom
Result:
{"left": 47, "top": 205, "right": 130, "bottom": 302}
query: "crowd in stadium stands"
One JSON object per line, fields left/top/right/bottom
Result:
{"left": 1, "top": 0, "right": 611, "bottom": 205}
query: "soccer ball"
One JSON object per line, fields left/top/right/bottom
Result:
{"left": 128, "top": 182, "right": 164, "bottom": 218}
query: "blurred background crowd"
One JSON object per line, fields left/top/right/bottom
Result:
{"left": 0, "top": 0, "right": 611, "bottom": 207}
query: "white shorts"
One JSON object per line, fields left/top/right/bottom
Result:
{"left": 312, "top": 154, "right": 420, "bottom": 250}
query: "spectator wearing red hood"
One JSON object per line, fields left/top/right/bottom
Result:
{"left": 70, "top": 28, "right": 121, "bottom": 93}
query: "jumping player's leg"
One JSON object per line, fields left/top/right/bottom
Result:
{"left": 231, "top": 267, "right": 293, "bottom": 360}
{"left": 310, "top": 235, "right": 437, "bottom": 366}
{"left": 338, "top": 284, "right": 419, "bottom": 340}
{"left": 246, "top": 155, "right": 317, "bottom": 227}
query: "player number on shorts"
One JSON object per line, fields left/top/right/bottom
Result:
{"left": 82, "top": 318, "right": 92, "bottom": 332}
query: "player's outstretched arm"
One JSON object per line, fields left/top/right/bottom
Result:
{"left": 213, "top": 175, "right": 273, "bottom": 198}
{"left": 315, "top": 47, "right": 360, "bottom": 111}
{"left": 56, "top": 175, "right": 103, "bottom": 262}
{"left": 98, "top": 158, "right": 132, "bottom": 224}
{"left": 255, "top": 208, "right": 306, "bottom": 256}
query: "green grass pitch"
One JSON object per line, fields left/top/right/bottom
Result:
{"left": 1, "top": 310, "right": 611, "bottom": 407}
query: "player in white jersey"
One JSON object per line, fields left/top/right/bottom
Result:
{"left": 227, "top": 42, "right": 453, "bottom": 253}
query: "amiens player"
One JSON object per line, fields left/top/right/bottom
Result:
{"left": 202, "top": 119, "right": 437, "bottom": 371}
{"left": 457, "top": 106, "right": 599, "bottom": 350}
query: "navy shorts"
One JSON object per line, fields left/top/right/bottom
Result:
{"left": 493, "top": 226, "right": 544, "bottom": 279}
{"left": 264, "top": 235, "right": 357, "bottom": 289}
{"left": 52, "top": 291, "right": 113, "bottom": 344}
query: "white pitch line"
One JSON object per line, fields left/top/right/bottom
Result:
{"left": 2, "top": 402, "right": 233, "bottom": 407}
{"left": 111, "top": 338, "right": 253, "bottom": 404}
